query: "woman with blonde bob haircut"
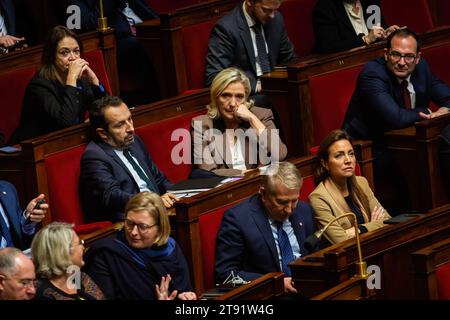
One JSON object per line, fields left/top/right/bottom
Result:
{"left": 309, "top": 130, "right": 391, "bottom": 245}
{"left": 84, "top": 192, "right": 196, "bottom": 300}
{"left": 191, "top": 67, "right": 287, "bottom": 177}
{"left": 31, "top": 222, "right": 105, "bottom": 300}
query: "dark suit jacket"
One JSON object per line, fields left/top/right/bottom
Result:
{"left": 215, "top": 195, "right": 315, "bottom": 282}
{"left": 67, "top": 0, "right": 158, "bottom": 39}
{"left": 0, "top": 0, "right": 16, "bottom": 35}
{"left": 343, "top": 57, "right": 450, "bottom": 145}
{"left": 312, "top": 0, "right": 388, "bottom": 53}
{"left": 205, "top": 4, "right": 295, "bottom": 93}
{"left": 9, "top": 75, "right": 106, "bottom": 145}
{"left": 0, "top": 181, "right": 32, "bottom": 249}
{"left": 79, "top": 136, "right": 172, "bottom": 222}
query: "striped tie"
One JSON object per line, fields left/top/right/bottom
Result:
{"left": 252, "top": 24, "right": 271, "bottom": 73}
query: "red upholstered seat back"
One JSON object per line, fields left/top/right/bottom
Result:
{"left": 0, "top": 67, "right": 36, "bottom": 142}
{"left": 380, "top": 0, "right": 434, "bottom": 33}
{"left": 279, "top": 0, "right": 316, "bottom": 57}
{"left": 436, "top": 261, "right": 450, "bottom": 300}
{"left": 135, "top": 110, "right": 204, "bottom": 182}
{"left": 198, "top": 203, "right": 235, "bottom": 290}
{"left": 45, "top": 145, "right": 87, "bottom": 225}
{"left": 299, "top": 176, "right": 315, "bottom": 201}
{"left": 182, "top": 18, "right": 219, "bottom": 90}
{"left": 435, "top": 0, "right": 450, "bottom": 27}
{"left": 83, "top": 49, "right": 112, "bottom": 94}
{"left": 309, "top": 65, "right": 363, "bottom": 146}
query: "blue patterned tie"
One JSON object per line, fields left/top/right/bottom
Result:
{"left": 276, "top": 221, "right": 294, "bottom": 276}
{"left": 252, "top": 24, "right": 271, "bottom": 73}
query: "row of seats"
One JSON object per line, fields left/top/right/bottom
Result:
{"left": 137, "top": 0, "right": 450, "bottom": 98}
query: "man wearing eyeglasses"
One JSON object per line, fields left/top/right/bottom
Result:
{"left": 205, "top": 0, "right": 295, "bottom": 104}
{"left": 343, "top": 28, "right": 450, "bottom": 214}
{"left": 0, "top": 247, "right": 36, "bottom": 300}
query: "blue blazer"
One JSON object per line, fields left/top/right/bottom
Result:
{"left": 79, "top": 136, "right": 172, "bottom": 222}
{"left": 205, "top": 4, "right": 295, "bottom": 93}
{"left": 67, "top": 0, "right": 158, "bottom": 39}
{"left": 0, "top": 0, "right": 16, "bottom": 35}
{"left": 343, "top": 56, "right": 450, "bottom": 144}
{"left": 0, "top": 181, "right": 29, "bottom": 249}
{"left": 215, "top": 195, "right": 315, "bottom": 282}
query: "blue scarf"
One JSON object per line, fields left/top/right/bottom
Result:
{"left": 115, "top": 231, "right": 176, "bottom": 268}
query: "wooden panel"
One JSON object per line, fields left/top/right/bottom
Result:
{"left": 290, "top": 204, "right": 450, "bottom": 299}
{"left": 385, "top": 113, "right": 450, "bottom": 211}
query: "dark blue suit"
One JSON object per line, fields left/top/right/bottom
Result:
{"left": 215, "top": 195, "right": 315, "bottom": 282}
{"left": 79, "top": 136, "right": 172, "bottom": 222}
{"left": 205, "top": 4, "right": 295, "bottom": 93}
{"left": 0, "top": 0, "right": 16, "bottom": 35}
{"left": 0, "top": 181, "right": 33, "bottom": 249}
{"left": 343, "top": 57, "right": 450, "bottom": 145}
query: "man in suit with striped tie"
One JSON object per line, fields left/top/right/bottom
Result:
{"left": 80, "top": 96, "right": 176, "bottom": 223}
{"left": 215, "top": 162, "right": 316, "bottom": 296}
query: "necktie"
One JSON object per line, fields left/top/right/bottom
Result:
{"left": 0, "top": 214, "right": 14, "bottom": 247}
{"left": 401, "top": 80, "right": 412, "bottom": 109}
{"left": 276, "top": 221, "right": 294, "bottom": 276}
{"left": 252, "top": 24, "right": 271, "bottom": 73}
{"left": 123, "top": 149, "right": 157, "bottom": 192}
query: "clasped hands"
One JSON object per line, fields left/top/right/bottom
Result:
{"left": 67, "top": 59, "right": 100, "bottom": 86}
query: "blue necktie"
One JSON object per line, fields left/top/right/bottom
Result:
{"left": 252, "top": 24, "right": 271, "bottom": 73}
{"left": 0, "top": 214, "right": 14, "bottom": 247}
{"left": 276, "top": 221, "right": 294, "bottom": 276}
{"left": 123, "top": 149, "right": 158, "bottom": 192}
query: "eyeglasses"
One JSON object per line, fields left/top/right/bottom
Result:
{"left": 58, "top": 48, "right": 81, "bottom": 58}
{"left": 124, "top": 219, "right": 157, "bottom": 234}
{"left": 0, "top": 275, "right": 37, "bottom": 289}
{"left": 388, "top": 51, "right": 417, "bottom": 63}
{"left": 219, "top": 92, "right": 246, "bottom": 103}
{"left": 70, "top": 239, "right": 85, "bottom": 248}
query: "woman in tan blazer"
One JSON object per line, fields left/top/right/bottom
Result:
{"left": 191, "top": 67, "right": 287, "bottom": 177}
{"left": 309, "top": 129, "right": 390, "bottom": 244}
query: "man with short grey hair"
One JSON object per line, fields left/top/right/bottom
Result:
{"left": 215, "top": 161, "right": 316, "bottom": 295}
{"left": 0, "top": 247, "right": 36, "bottom": 300}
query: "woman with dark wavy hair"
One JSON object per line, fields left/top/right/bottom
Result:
{"left": 309, "top": 129, "right": 390, "bottom": 244}
{"left": 10, "top": 25, "right": 107, "bottom": 144}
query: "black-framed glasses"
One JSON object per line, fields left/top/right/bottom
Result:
{"left": 388, "top": 51, "right": 417, "bottom": 63}
{"left": 124, "top": 219, "right": 157, "bottom": 234}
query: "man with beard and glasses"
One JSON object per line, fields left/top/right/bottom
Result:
{"left": 79, "top": 96, "right": 176, "bottom": 222}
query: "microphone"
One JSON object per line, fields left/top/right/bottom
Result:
{"left": 303, "top": 212, "right": 368, "bottom": 279}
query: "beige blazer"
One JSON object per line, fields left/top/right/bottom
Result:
{"left": 191, "top": 107, "right": 287, "bottom": 177}
{"left": 309, "top": 176, "right": 391, "bottom": 244}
